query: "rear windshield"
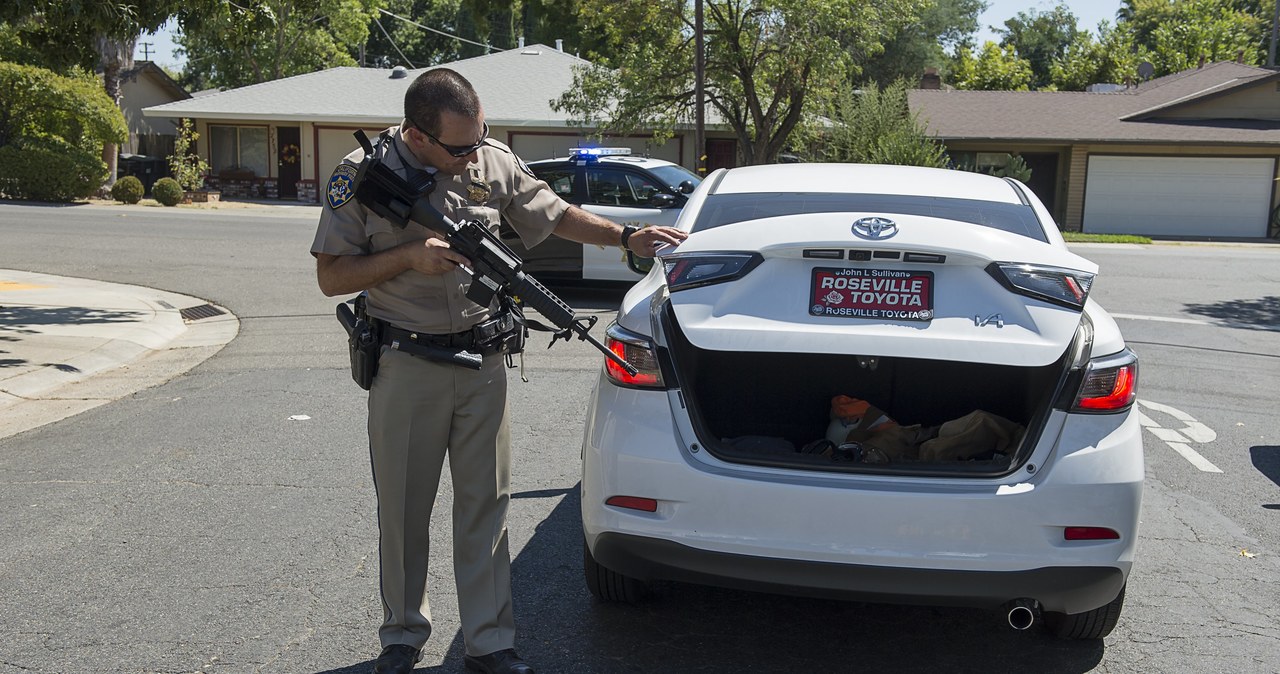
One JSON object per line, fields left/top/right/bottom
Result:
{"left": 690, "top": 193, "right": 1047, "bottom": 242}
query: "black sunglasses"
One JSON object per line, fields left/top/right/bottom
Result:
{"left": 412, "top": 119, "right": 489, "bottom": 157}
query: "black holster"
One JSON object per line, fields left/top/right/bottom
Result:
{"left": 336, "top": 295, "right": 381, "bottom": 390}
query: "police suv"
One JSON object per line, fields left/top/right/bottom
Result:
{"left": 500, "top": 148, "right": 702, "bottom": 282}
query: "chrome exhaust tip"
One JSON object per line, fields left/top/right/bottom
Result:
{"left": 1005, "top": 598, "right": 1038, "bottom": 631}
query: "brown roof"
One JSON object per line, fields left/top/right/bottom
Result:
{"left": 908, "top": 61, "right": 1280, "bottom": 146}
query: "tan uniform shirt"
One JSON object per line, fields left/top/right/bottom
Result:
{"left": 311, "top": 126, "right": 568, "bottom": 334}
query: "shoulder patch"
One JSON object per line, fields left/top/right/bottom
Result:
{"left": 515, "top": 155, "right": 537, "bottom": 179}
{"left": 326, "top": 164, "right": 358, "bottom": 209}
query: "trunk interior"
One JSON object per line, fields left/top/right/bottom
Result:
{"left": 662, "top": 308, "right": 1073, "bottom": 476}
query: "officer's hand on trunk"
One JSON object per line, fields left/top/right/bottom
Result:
{"left": 627, "top": 226, "right": 688, "bottom": 258}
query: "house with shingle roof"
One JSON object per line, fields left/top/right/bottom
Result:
{"left": 142, "top": 44, "right": 736, "bottom": 202}
{"left": 910, "top": 61, "right": 1280, "bottom": 238}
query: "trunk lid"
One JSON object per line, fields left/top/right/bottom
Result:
{"left": 665, "top": 212, "right": 1097, "bottom": 367}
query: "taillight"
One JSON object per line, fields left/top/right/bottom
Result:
{"left": 604, "top": 323, "right": 665, "bottom": 389}
{"left": 663, "top": 252, "right": 762, "bottom": 291}
{"left": 986, "top": 262, "right": 1095, "bottom": 310}
{"left": 1073, "top": 349, "right": 1138, "bottom": 413}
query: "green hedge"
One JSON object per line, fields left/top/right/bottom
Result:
{"left": 152, "top": 177, "right": 183, "bottom": 206}
{"left": 0, "top": 136, "right": 107, "bottom": 202}
{"left": 0, "top": 61, "right": 125, "bottom": 202}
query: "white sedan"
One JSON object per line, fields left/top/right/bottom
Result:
{"left": 580, "top": 163, "right": 1142, "bottom": 640}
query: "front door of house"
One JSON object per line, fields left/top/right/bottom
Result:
{"left": 277, "top": 127, "right": 301, "bottom": 199}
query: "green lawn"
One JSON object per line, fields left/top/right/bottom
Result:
{"left": 1062, "top": 232, "right": 1151, "bottom": 244}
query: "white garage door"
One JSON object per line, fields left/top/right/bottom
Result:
{"left": 1083, "top": 156, "right": 1275, "bottom": 237}
{"left": 317, "top": 126, "right": 388, "bottom": 181}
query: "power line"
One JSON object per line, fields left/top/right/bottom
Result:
{"left": 374, "top": 16, "right": 415, "bottom": 68}
{"left": 378, "top": 8, "right": 496, "bottom": 53}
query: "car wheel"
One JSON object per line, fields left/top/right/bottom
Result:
{"left": 1044, "top": 584, "right": 1125, "bottom": 640}
{"left": 583, "top": 539, "right": 647, "bottom": 603}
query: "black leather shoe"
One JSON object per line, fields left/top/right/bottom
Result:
{"left": 373, "top": 644, "right": 421, "bottom": 674}
{"left": 463, "top": 648, "right": 534, "bottom": 674}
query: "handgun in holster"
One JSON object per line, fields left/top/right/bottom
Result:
{"left": 336, "top": 293, "right": 380, "bottom": 390}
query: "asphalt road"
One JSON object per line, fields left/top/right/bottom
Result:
{"left": 0, "top": 202, "right": 1276, "bottom": 673}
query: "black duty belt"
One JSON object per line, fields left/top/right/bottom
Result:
{"left": 382, "top": 323, "right": 480, "bottom": 351}
{"left": 380, "top": 319, "right": 515, "bottom": 370}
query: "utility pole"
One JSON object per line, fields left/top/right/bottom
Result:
{"left": 695, "top": 0, "right": 706, "bottom": 175}
{"left": 1269, "top": 0, "right": 1279, "bottom": 69}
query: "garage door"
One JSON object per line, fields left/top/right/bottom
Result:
{"left": 317, "top": 126, "right": 388, "bottom": 183}
{"left": 1083, "top": 156, "right": 1275, "bottom": 237}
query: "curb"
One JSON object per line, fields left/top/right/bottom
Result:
{"left": 0, "top": 271, "right": 240, "bottom": 440}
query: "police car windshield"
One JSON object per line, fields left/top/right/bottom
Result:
{"left": 648, "top": 165, "right": 702, "bottom": 191}
{"left": 689, "top": 193, "right": 1047, "bottom": 242}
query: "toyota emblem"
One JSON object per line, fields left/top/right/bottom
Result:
{"left": 852, "top": 216, "right": 898, "bottom": 240}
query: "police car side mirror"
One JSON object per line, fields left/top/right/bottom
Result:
{"left": 677, "top": 180, "right": 695, "bottom": 194}
{"left": 626, "top": 250, "right": 655, "bottom": 276}
{"left": 648, "top": 193, "right": 677, "bottom": 208}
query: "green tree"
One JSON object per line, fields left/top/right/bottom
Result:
{"left": 178, "top": 0, "right": 380, "bottom": 90}
{"left": 1, "top": 2, "right": 184, "bottom": 186}
{"left": 1049, "top": 21, "right": 1143, "bottom": 90}
{"left": 0, "top": 62, "right": 127, "bottom": 201}
{"left": 822, "top": 79, "right": 947, "bottom": 168}
{"left": 995, "top": 3, "right": 1081, "bottom": 89}
{"left": 554, "top": 0, "right": 924, "bottom": 166}
{"left": 1114, "top": 0, "right": 1269, "bottom": 77}
{"left": 951, "top": 41, "right": 1032, "bottom": 90}
{"left": 359, "top": 0, "right": 466, "bottom": 68}
{"left": 861, "top": 0, "right": 988, "bottom": 87}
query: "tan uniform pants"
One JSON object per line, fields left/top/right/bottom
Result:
{"left": 368, "top": 346, "right": 514, "bottom": 656}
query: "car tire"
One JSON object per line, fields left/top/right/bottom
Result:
{"left": 1044, "top": 584, "right": 1125, "bottom": 640}
{"left": 583, "top": 539, "right": 647, "bottom": 603}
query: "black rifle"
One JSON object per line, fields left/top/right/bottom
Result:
{"left": 349, "top": 130, "right": 638, "bottom": 376}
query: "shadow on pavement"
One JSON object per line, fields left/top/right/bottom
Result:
{"left": 496, "top": 484, "right": 1107, "bottom": 673}
{"left": 0, "top": 305, "right": 145, "bottom": 331}
{"left": 1251, "top": 446, "right": 1280, "bottom": 510}
{"left": 1183, "top": 296, "right": 1280, "bottom": 331}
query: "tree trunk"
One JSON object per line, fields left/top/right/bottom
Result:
{"left": 96, "top": 34, "right": 136, "bottom": 191}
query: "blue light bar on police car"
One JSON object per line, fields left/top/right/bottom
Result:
{"left": 569, "top": 147, "right": 632, "bottom": 157}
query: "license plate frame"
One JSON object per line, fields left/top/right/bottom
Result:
{"left": 809, "top": 267, "right": 934, "bottom": 322}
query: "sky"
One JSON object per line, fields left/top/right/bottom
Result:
{"left": 134, "top": 2, "right": 1126, "bottom": 71}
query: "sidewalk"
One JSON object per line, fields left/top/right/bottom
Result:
{"left": 0, "top": 270, "right": 239, "bottom": 440}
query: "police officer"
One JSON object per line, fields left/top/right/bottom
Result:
{"left": 312, "top": 68, "right": 686, "bottom": 674}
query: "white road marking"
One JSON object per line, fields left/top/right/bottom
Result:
{"left": 1135, "top": 400, "right": 1222, "bottom": 473}
{"left": 1111, "top": 313, "right": 1210, "bottom": 326}
{"left": 1137, "top": 399, "right": 1217, "bottom": 443}
{"left": 1165, "top": 442, "right": 1224, "bottom": 473}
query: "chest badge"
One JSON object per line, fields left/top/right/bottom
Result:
{"left": 467, "top": 167, "right": 491, "bottom": 203}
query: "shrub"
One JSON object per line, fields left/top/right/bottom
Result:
{"left": 110, "top": 175, "right": 144, "bottom": 204}
{"left": 0, "top": 62, "right": 126, "bottom": 201}
{"left": 0, "top": 135, "right": 107, "bottom": 202}
{"left": 168, "top": 118, "right": 209, "bottom": 191}
{"left": 823, "top": 80, "right": 948, "bottom": 168}
{"left": 152, "top": 177, "right": 184, "bottom": 206}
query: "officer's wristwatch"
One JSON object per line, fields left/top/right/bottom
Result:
{"left": 619, "top": 225, "right": 640, "bottom": 249}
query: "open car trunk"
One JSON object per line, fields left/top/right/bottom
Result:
{"left": 662, "top": 308, "right": 1074, "bottom": 477}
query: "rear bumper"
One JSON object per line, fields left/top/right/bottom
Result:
{"left": 592, "top": 532, "right": 1126, "bottom": 614}
{"left": 581, "top": 376, "right": 1143, "bottom": 615}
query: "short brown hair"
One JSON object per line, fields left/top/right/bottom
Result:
{"left": 404, "top": 68, "right": 481, "bottom": 136}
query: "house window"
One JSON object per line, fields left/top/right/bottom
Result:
{"left": 209, "top": 125, "right": 269, "bottom": 177}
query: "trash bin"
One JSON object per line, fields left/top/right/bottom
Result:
{"left": 117, "top": 154, "right": 169, "bottom": 195}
